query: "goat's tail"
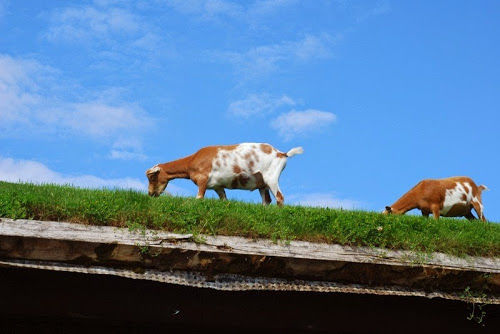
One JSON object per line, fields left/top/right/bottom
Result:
{"left": 286, "top": 146, "right": 304, "bottom": 158}
{"left": 478, "top": 185, "right": 489, "bottom": 193}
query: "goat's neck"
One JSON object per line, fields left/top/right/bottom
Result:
{"left": 160, "top": 156, "right": 192, "bottom": 180}
{"left": 391, "top": 191, "right": 418, "bottom": 214}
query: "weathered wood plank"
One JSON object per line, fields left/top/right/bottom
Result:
{"left": 0, "top": 218, "right": 499, "bottom": 301}
{"left": 1, "top": 218, "right": 498, "bottom": 271}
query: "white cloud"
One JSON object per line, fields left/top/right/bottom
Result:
{"left": 167, "top": 0, "right": 297, "bottom": 20}
{"left": 0, "top": 0, "right": 7, "bottom": 19}
{"left": 0, "top": 55, "right": 53, "bottom": 124}
{"left": 109, "top": 138, "right": 147, "bottom": 161}
{"left": 0, "top": 156, "right": 146, "bottom": 190}
{"left": 356, "top": 0, "right": 391, "bottom": 23}
{"left": 291, "top": 192, "right": 362, "bottom": 210}
{"left": 271, "top": 109, "right": 336, "bottom": 140}
{"left": 45, "top": 4, "right": 141, "bottom": 43}
{"left": 248, "top": 0, "right": 298, "bottom": 16}
{"left": 63, "top": 102, "right": 151, "bottom": 138}
{"left": 228, "top": 93, "right": 295, "bottom": 117}
{"left": 167, "top": 0, "right": 243, "bottom": 18}
{"left": 42, "top": 1, "right": 174, "bottom": 64}
{"left": 0, "top": 54, "right": 152, "bottom": 143}
{"left": 210, "top": 33, "right": 340, "bottom": 79}
{"left": 0, "top": 156, "right": 192, "bottom": 196}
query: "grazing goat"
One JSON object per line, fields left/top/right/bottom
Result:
{"left": 383, "top": 176, "right": 488, "bottom": 221}
{"left": 146, "top": 143, "right": 303, "bottom": 206}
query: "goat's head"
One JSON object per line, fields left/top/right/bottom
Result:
{"left": 145, "top": 165, "right": 168, "bottom": 197}
{"left": 382, "top": 206, "right": 392, "bottom": 215}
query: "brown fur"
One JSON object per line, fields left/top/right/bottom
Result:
{"left": 253, "top": 172, "right": 266, "bottom": 188}
{"left": 233, "top": 165, "right": 241, "bottom": 173}
{"left": 146, "top": 145, "right": 238, "bottom": 198}
{"left": 276, "top": 191, "right": 284, "bottom": 207}
{"left": 231, "top": 177, "right": 239, "bottom": 189}
{"left": 384, "top": 176, "right": 487, "bottom": 221}
{"left": 238, "top": 174, "right": 250, "bottom": 186}
{"left": 260, "top": 144, "right": 273, "bottom": 154}
{"left": 276, "top": 152, "right": 287, "bottom": 158}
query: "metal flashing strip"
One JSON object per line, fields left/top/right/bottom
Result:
{"left": 1, "top": 258, "right": 498, "bottom": 305}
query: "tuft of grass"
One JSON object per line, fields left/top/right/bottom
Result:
{"left": 0, "top": 181, "right": 499, "bottom": 257}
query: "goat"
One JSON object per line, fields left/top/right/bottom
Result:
{"left": 383, "top": 176, "right": 488, "bottom": 221}
{"left": 146, "top": 143, "right": 303, "bottom": 206}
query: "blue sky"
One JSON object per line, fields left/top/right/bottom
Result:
{"left": 1, "top": 0, "right": 499, "bottom": 221}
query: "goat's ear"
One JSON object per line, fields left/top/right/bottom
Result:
{"left": 146, "top": 166, "right": 161, "bottom": 177}
{"left": 385, "top": 206, "right": 392, "bottom": 213}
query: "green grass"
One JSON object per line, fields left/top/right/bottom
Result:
{"left": 1, "top": 181, "right": 499, "bottom": 257}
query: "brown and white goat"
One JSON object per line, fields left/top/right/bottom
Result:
{"left": 145, "top": 143, "right": 303, "bottom": 206}
{"left": 383, "top": 176, "right": 488, "bottom": 221}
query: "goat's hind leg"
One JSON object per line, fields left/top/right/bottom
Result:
{"left": 259, "top": 188, "right": 272, "bottom": 205}
{"left": 267, "top": 182, "right": 284, "bottom": 207}
{"left": 471, "top": 201, "right": 486, "bottom": 222}
{"left": 215, "top": 188, "right": 227, "bottom": 200}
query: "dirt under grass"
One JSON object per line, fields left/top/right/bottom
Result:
{"left": 0, "top": 181, "right": 499, "bottom": 257}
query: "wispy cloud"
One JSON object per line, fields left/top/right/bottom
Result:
{"left": 167, "top": 0, "right": 243, "bottom": 19}
{"left": 356, "top": 0, "right": 391, "bottom": 23}
{"left": 228, "top": 93, "right": 295, "bottom": 117}
{"left": 0, "top": 54, "right": 152, "bottom": 159}
{"left": 0, "top": 0, "right": 8, "bottom": 19}
{"left": 209, "top": 33, "right": 341, "bottom": 79}
{"left": 291, "top": 192, "right": 362, "bottom": 210}
{"left": 167, "top": 0, "right": 297, "bottom": 21}
{"left": 0, "top": 156, "right": 146, "bottom": 190}
{"left": 109, "top": 138, "right": 147, "bottom": 161}
{"left": 44, "top": 5, "right": 141, "bottom": 43}
{"left": 271, "top": 109, "right": 336, "bottom": 140}
{"left": 0, "top": 156, "right": 191, "bottom": 196}
{"left": 42, "top": 1, "right": 175, "bottom": 66}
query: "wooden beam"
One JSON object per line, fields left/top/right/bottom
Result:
{"left": 1, "top": 218, "right": 499, "bottom": 303}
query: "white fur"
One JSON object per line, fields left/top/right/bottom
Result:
{"left": 440, "top": 182, "right": 472, "bottom": 215}
{"left": 287, "top": 147, "right": 304, "bottom": 157}
{"left": 207, "top": 143, "right": 298, "bottom": 202}
{"left": 146, "top": 165, "right": 160, "bottom": 175}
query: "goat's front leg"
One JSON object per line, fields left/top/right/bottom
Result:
{"left": 196, "top": 177, "right": 208, "bottom": 199}
{"left": 464, "top": 211, "right": 477, "bottom": 221}
{"left": 431, "top": 204, "right": 441, "bottom": 219}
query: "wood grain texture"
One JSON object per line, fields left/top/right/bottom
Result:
{"left": 1, "top": 218, "right": 499, "bottom": 300}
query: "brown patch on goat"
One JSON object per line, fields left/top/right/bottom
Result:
{"left": 276, "top": 152, "right": 287, "bottom": 158}
{"left": 260, "top": 144, "right": 273, "bottom": 154}
{"left": 233, "top": 165, "right": 241, "bottom": 173}
{"left": 230, "top": 177, "right": 238, "bottom": 189}
{"left": 264, "top": 190, "right": 271, "bottom": 204}
{"left": 253, "top": 172, "right": 266, "bottom": 188}
{"left": 276, "top": 191, "right": 284, "bottom": 206}
{"left": 461, "top": 194, "right": 467, "bottom": 201}
{"left": 445, "top": 204, "right": 469, "bottom": 217}
{"left": 238, "top": 174, "right": 249, "bottom": 186}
